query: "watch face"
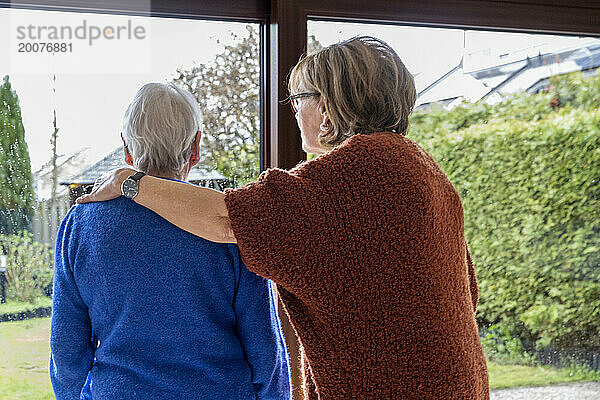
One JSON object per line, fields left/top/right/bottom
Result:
{"left": 122, "top": 179, "right": 138, "bottom": 198}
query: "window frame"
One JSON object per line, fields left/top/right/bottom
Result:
{"left": 270, "top": 0, "right": 600, "bottom": 170}
{"left": 2, "top": 0, "right": 597, "bottom": 169}
{"left": 2, "top": 1, "right": 599, "bottom": 399}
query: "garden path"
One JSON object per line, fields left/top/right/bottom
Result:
{"left": 491, "top": 382, "right": 600, "bottom": 400}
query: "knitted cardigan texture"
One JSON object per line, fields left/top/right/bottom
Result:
{"left": 224, "top": 131, "right": 489, "bottom": 399}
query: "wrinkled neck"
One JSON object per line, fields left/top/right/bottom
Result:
{"left": 144, "top": 169, "right": 187, "bottom": 182}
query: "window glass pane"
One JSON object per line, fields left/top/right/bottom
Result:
{"left": 309, "top": 20, "right": 600, "bottom": 395}
{"left": 0, "top": 7, "right": 260, "bottom": 398}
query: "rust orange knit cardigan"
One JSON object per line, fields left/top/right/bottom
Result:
{"left": 224, "top": 131, "right": 489, "bottom": 399}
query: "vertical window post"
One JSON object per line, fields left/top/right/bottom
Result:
{"left": 0, "top": 252, "right": 7, "bottom": 304}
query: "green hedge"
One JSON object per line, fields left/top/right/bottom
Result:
{"left": 407, "top": 70, "right": 600, "bottom": 351}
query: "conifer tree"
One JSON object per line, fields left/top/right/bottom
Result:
{"left": 0, "top": 75, "right": 35, "bottom": 234}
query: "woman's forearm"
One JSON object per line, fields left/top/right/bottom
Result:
{"left": 134, "top": 175, "right": 236, "bottom": 243}
{"left": 76, "top": 168, "right": 236, "bottom": 243}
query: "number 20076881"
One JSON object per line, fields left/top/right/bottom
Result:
{"left": 18, "top": 42, "right": 73, "bottom": 52}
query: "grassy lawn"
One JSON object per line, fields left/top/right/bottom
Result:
{"left": 488, "top": 360, "right": 600, "bottom": 390}
{"left": 0, "top": 297, "right": 52, "bottom": 316}
{"left": 1, "top": 316, "right": 598, "bottom": 399}
{"left": 0, "top": 317, "right": 54, "bottom": 400}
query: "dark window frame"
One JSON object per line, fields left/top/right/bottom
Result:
{"left": 3, "top": 0, "right": 598, "bottom": 168}
{"left": 2, "top": 1, "right": 599, "bottom": 398}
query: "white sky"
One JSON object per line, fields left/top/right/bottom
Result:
{"left": 0, "top": 8, "right": 592, "bottom": 171}
{"left": 309, "top": 21, "right": 593, "bottom": 90}
{"left": 0, "top": 8, "right": 254, "bottom": 171}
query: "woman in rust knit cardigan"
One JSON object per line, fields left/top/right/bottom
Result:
{"left": 79, "top": 36, "right": 489, "bottom": 399}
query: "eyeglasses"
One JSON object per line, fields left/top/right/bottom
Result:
{"left": 288, "top": 92, "right": 320, "bottom": 113}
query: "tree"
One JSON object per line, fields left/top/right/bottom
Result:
{"left": 172, "top": 28, "right": 325, "bottom": 185}
{"left": 50, "top": 73, "right": 60, "bottom": 240}
{"left": 0, "top": 75, "right": 34, "bottom": 234}
{"left": 173, "top": 26, "right": 260, "bottom": 186}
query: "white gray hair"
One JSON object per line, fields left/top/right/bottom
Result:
{"left": 122, "top": 83, "right": 201, "bottom": 176}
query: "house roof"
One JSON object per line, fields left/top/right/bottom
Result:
{"left": 33, "top": 147, "right": 95, "bottom": 201}
{"left": 415, "top": 39, "right": 600, "bottom": 109}
{"left": 34, "top": 147, "right": 92, "bottom": 179}
{"left": 63, "top": 147, "right": 228, "bottom": 185}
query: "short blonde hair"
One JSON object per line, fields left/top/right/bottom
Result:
{"left": 288, "top": 36, "right": 416, "bottom": 147}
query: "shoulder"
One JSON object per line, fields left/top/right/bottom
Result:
{"left": 284, "top": 132, "right": 414, "bottom": 186}
{"left": 299, "top": 132, "right": 412, "bottom": 169}
{"left": 296, "top": 133, "right": 373, "bottom": 172}
{"left": 66, "top": 197, "right": 237, "bottom": 257}
{"left": 63, "top": 197, "right": 132, "bottom": 225}
{"left": 327, "top": 131, "right": 447, "bottom": 177}
{"left": 236, "top": 133, "right": 404, "bottom": 186}
{"left": 55, "top": 198, "right": 127, "bottom": 245}
{"left": 346, "top": 131, "right": 429, "bottom": 163}
{"left": 59, "top": 197, "right": 176, "bottom": 243}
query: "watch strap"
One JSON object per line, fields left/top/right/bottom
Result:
{"left": 121, "top": 171, "right": 146, "bottom": 199}
{"left": 130, "top": 171, "right": 146, "bottom": 182}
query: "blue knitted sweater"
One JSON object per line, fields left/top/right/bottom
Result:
{"left": 49, "top": 190, "right": 291, "bottom": 400}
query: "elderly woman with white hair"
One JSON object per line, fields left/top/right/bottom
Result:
{"left": 79, "top": 36, "right": 489, "bottom": 399}
{"left": 50, "top": 83, "right": 291, "bottom": 400}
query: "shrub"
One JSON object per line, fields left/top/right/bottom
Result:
{"left": 0, "top": 231, "right": 54, "bottom": 303}
{"left": 408, "top": 69, "right": 600, "bottom": 351}
{"left": 481, "top": 324, "right": 536, "bottom": 365}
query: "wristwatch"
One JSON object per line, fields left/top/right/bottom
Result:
{"left": 121, "top": 171, "right": 146, "bottom": 199}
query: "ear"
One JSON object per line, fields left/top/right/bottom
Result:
{"left": 121, "top": 133, "right": 134, "bottom": 166}
{"left": 319, "top": 98, "right": 330, "bottom": 128}
{"left": 189, "top": 130, "right": 202, "bottom": 166}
